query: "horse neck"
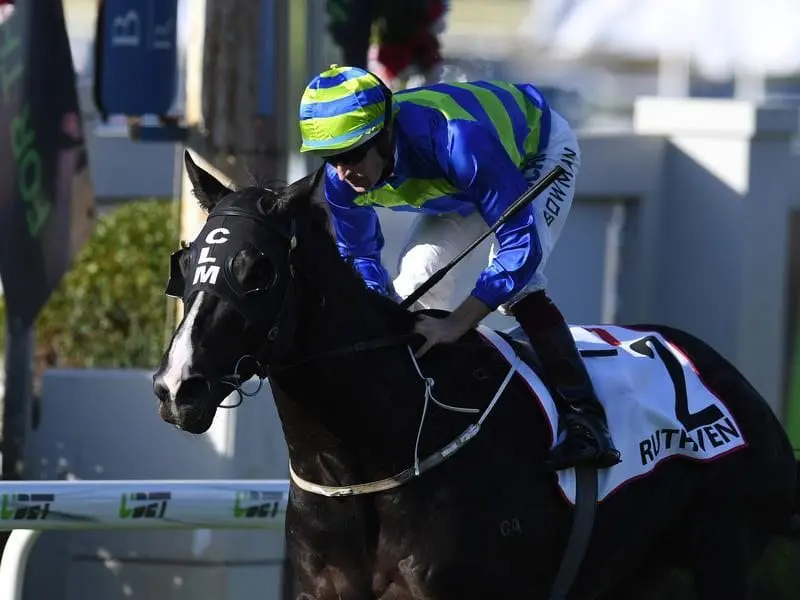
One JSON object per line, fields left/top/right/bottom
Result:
{"left": 270, "top": 239, "right": 423, "bottom": 486}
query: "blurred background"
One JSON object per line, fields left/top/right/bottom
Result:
{"left": 2, "top": 0, "right": 800, "bottom": 598}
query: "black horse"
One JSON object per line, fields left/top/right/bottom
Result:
{"left": 153, "top": 151, "right": 799, "bottom": 600}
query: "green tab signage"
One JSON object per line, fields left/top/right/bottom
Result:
{"left": 118, "top": 492, "right": 171, "bottom": 519}
{"left": 233, "top": 491, "right": 282, "bottom": 519}
{"left": 0, "top": 492, "right": 54, "bottom": 521}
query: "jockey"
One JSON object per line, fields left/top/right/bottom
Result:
{"left": 297, "top": 65, "right": 621, "bottom": 472}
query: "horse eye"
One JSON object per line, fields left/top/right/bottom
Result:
{"left": 234, "top": 249, "right": 276, "bottom": 293}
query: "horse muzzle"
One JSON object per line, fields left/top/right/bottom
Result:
{"left": 153, "top": 374, "right": 219, "bottom": 434}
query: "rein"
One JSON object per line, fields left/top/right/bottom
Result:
{"left": 289, "top": 349, "right": 521, "bottom": 497}
{"left": 214, "top": 332, "right": 418, "bottom": 408}
{"left": 267, "top": 332, "right": 419, "bottom": 376}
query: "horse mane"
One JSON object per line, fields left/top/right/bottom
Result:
{"left": 244, "top": 166, "right": 418, "bottom": 332}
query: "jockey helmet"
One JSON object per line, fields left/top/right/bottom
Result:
{"left": 299, "top": 65, "right": 392, "bottom": 158}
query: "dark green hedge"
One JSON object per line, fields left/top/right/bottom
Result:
{"left": 0, "top": 198, "right": 179, "bottom": 369}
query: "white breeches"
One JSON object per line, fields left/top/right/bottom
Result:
{"left": 392, "top": 109, "right": 582, "bottom": 314}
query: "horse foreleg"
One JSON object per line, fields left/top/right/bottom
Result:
{"left": 688, "top": 504, "right": 751, "bottom": 600}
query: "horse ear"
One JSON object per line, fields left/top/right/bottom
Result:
{"left": 184, "top": 150, "right": 232, "bottom": 211}
{"left": 294, "top": 166, "right": 334, "bottom": 236}
{"left": 306, "top": 166, "right": 326, "bottom": 207}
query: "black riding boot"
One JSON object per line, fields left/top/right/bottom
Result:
{"left": 510, "top": 292, "right": 621, "bottom": 471}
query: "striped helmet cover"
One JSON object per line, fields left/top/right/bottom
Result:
{"left": 299, "top": 65, "right": 389, "bottom": 157}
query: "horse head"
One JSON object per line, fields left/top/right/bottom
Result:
{"left": 153, "top": 151, "right": 412, "bottom": 434}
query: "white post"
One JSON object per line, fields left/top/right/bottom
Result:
{"left": 733, "top": 70, "right": 766, "bottom": 101}
{"left": 0, "top": 530, "right": 40, "bottom": 600}
{"left": 175, "top": 0, "right": 209, "bottom": 324}
{"left": 657, "top": 51, "right": 692, "bottom": 97}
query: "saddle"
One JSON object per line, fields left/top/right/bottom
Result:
{"left": 496, "top": 325, "right": 619, "bottom": 398}
{"left": 495, "top": 326, "right": 544, "bottom": 374}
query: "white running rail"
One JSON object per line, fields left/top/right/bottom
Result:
{"left": 0, "top": 479, "right": 290, "bottom": 600}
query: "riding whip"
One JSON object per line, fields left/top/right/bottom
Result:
{"left": 399, "top": 163, "right": 567, "bottom": 310}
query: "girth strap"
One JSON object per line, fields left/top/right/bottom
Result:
{"left": 548, "top": 466, "right": 599, "bottom": 600}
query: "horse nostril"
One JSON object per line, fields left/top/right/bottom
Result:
{"left": 175, "top": 376, "right": 211, "bottom": 405}
{"left": 153, "top": 377, "right": 171, "bottom": 403}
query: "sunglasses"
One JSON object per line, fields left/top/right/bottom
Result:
{"left": 324, "top": 139, "right": 375, "bottom": 166}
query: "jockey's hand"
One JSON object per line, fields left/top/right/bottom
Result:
{"left": 413, "top": 314, "right": 469, "bottom": 358}
{"left": 413, "top": 295, "right": 492, "bottom": 358}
